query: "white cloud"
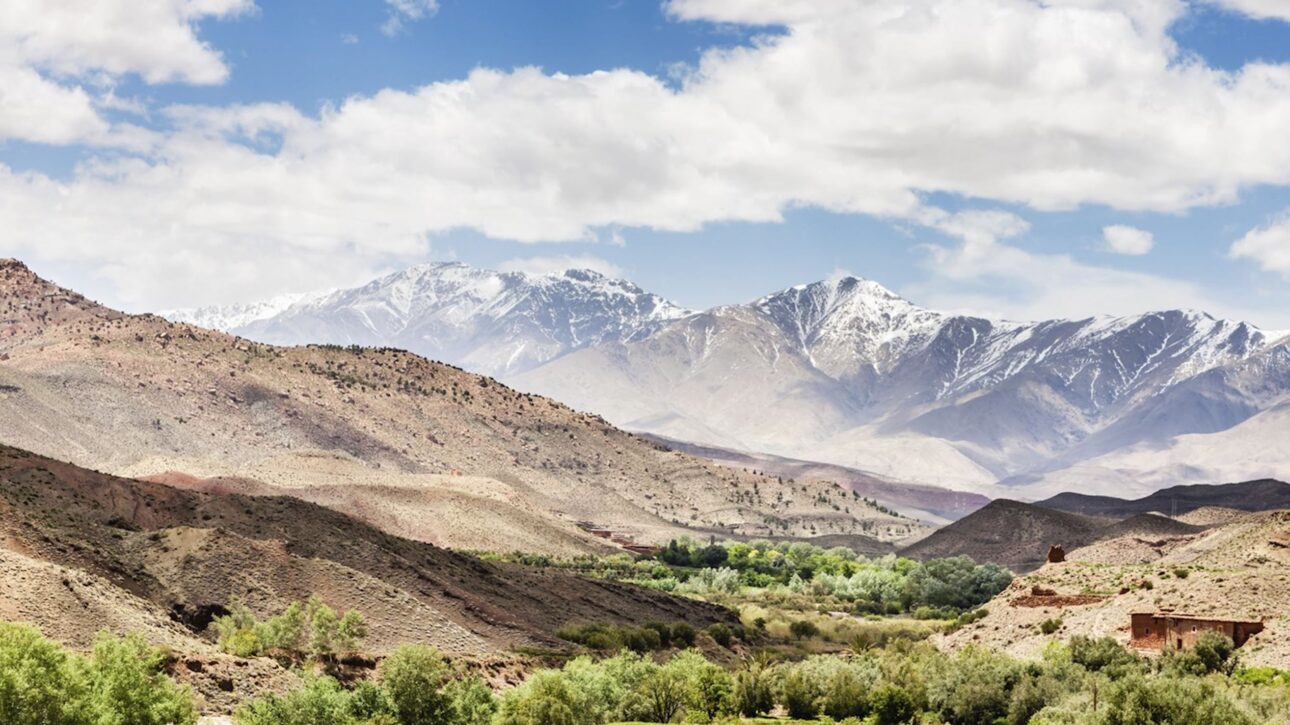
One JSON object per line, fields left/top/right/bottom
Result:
{"left": 381, "top": 0, "right": 438, "bottom": 36}
{"left": 6, "top": 0, "right": 1290, "bottom": 310}
{"left": 497, "top": 255, "right": 625, "bottom": 278}
{"left": 1231, "top": 213, "right": 1290, "bottom": 278}
{"left": 1208, "top": 0, "right": 1290, "bottom": 22}
{"left": 0, "top": 0, "right": 252, "bottom": 145}
{"left": 909, "top": 219, "right": 1255, "bottom": 324}
{"left": 1101, "top": 225, "right": 1155, "bottom": 255}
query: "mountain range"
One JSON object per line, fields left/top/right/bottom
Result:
{"left": 1, "top": 258, "right": 921, "bottom": 555}
{"left": 168, "top": 262, "right": 1290, "bottom": 499}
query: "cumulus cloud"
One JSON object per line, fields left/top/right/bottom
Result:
{"left": 6, "top": 0, "right": 1290, "bottom": 310}
{"left": 1102, "top": 225, "right": 1155, "bottom": 255}
{"left": 910, "top": 217, "right": 1249, "bottom": 323}
{"left": 0, "top": 0, "right": 252, "bottom": 145}
{"left": 1208, "top": 0, "right": 1290, "bottom": 22}
{"left": 381, "top": 0, "right": 438, "bottom": 35}
{"left": 1231, "top": 213, "right": 1290, "bottom": 278}
{"left": 497, "top": 255, "right": 625, "bottom": 278}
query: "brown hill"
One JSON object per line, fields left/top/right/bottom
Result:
{"left": 1037, "top": 479, "right": 1290, "bottom": 518}
{"left": 0, "top": 443, "right": 735, "bottom": 652}
{"left": 0, "top": 259, "right": 899, "bottom": 553}
{"left": 899, "top": 500, "right": 1110, "bottom": 572}
{"left": 641, "top": 434, "right": 986, "bottom": 527}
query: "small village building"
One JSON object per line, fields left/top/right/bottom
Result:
{"left": 1130, "top": 611, "right": 1264, "bottom": 651}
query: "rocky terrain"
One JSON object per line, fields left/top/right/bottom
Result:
{"left": 1038, "top": 479, "right": 1290, "bottom": 518}
{"left": 900, "top": 500, "right": 1110, "bottom": 572}
{"left": 646, "top": 434, "right": 989, "bottom": 525}
{"left": 0, "top": 443, "right": 738, "bottom": 709}
{"left": 0, "top": 259, "right": 916, "bottom": 554}
{"left": 940, "top": 509, "right": 1290, "bottom": 669}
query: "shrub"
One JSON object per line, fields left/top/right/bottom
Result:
{"left": 778, "top": 663, "right": 822, "bottom": 719}
{"left": 733, "top": 665, "right": 773, "bottom": 717}
{"left": 86, "top": 632, "right": 198, "bottom": 725}
{"left": 790, "top": 619, "right": 820, "bottom": 640}
{"left": 236, "top": 674, "right": 350, "bottom": 725}
{"left": 1100, "top": 675, "right": 1254, "bottom": 725}
{"left": 379, "top": 645, "right": 453, "bottom": 725}
{"left": 869, "top": 683, "right": 917, "bottom": 725}
{"left": 706, "top": 623, "right": 734, "bottom": 648}
{"left": 1173, "top": 568, "right": 1190, "bottom": 579}
{"left": 1039, "top": 618, "right": 1062, "bottom": 635}
{"left": 926, "top": 647, "right": 1021, "bottom": 725}
{"left": 670, "top": 623, "right": 696, "bottom": 648}
{"left": 0, "top": 621, "right": 86, "bottom": 724}
{"left": 0, "top": 624, "right": 197, "bottom": 725}
{"left": 1068, "top": 636, "right": 1142, "bottom": 676}
{"left": 212, "top": 595, "right": 367, "bottom": 661}
{"left": 444, "top": 676, "right": 498, "bottom": 725}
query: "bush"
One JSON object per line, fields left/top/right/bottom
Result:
{"left": 1039, "top": 618, "right": 1062, "bottom": 635}
{"left": 733, "top": 665, "right": 774, "bottom": 717}
{"left": 706, "top": 623, "right": 734, "bottom": 648}
{"left": 869, "top": 683, "right": 917, "bottom": 725}
{"left": 1173, "top": 568, "right": 1191, "bottom": 579}
{"left": 789, "top": 619, "right": 820, "bottom": 640}
{"left": 379, "top": 645, "right": 453, "bottom": 724}
{"left": 0, "top": 620, "right": 86, "bottom": 723}
{"left": 670, "top": 622, "right": 696, "bottom": 648}
{"left": 1101, "top": 675, "right": 1254, "bottom": 724}
{"left": 212, "top": 595, "right": 367, "bottom": 661}
{"left": 1068, "top": 636, "right": 1142, "bottom": 676}
{"left": 236, "top": 674, "right": 351, "bottom": 725}
{"left": 0, "top": 624, "right": 196, "bottom": 725}
{"left": 778, "top": 663, "right": 822, "bottom": 719}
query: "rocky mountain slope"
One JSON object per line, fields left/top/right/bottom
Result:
{"left": 0, "top": 258, "right": 916, "bottom": 553}
{"left": 0, "top": 442, "right": 736, "bottom": 709}
{"left": 171, "top": 262, "right": 690, "bottom": 378}
{"left": 1038, "top": 479, "right": 1290, "bottom": 518}
{"left": 900, "top": 500, "right": 1110, "bottom": 573}
{"left": 513, "top": 275, "right": 1290, "bottom": 497}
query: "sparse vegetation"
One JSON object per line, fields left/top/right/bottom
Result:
{"left": 211, "top": 595, "right": 367, "bottom": 662}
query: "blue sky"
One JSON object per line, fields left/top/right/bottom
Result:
{"left": 2, "top": 0, "right": 1290, "bottom": 327}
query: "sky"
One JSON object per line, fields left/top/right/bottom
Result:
{"left": 2, "top": 0, "right": 1290, "bottom": 327}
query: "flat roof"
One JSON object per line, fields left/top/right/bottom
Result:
{"left": 1131, "top": 611, "right": 1262, "bottom": 624}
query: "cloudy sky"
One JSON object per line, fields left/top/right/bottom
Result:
{"left": 3, "top": 0, "right": 1290, "bottom": 327}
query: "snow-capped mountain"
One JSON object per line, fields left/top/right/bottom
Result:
{"left": 166, "top": 262, "right": 690, "bottom": 377}
{"left": 162, "top": 291, "right": 321, "bottom": 331}
{"left": 511, "top": 275, "right": 1290, "bottom": 497}
{"left": 168, "top": 263, "right": 1290, "bottom": 498}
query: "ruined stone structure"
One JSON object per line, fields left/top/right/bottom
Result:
{"left": 1046, "top": 545, "right": 1066, "bottom": 563}
{"left": 1130, "top": 611, "right": 1264, "bottom": 651}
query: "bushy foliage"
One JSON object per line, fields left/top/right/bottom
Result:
{"left": 212, "top": 595, "right": 367, "bottom": 661}
{"left": 554, "top": 622, "right": 672, "bottom": 653}
{"left": 236, "top": 644, "right": 488, "bottom": 725}
{"left": 1100, "top": 675, "right": 1254, "bottom": 725}
{"left": 1067, "top": 635, "right": 1143, "bottom": 677}
{"left": 0, "top": 622, "right": 196, "bottom": 725}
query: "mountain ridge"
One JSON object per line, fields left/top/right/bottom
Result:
{"left": 160, "top": 259, "right": 1290, "bottom": 499}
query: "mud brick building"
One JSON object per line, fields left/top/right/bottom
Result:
{"left": 1130, "top": 611, "right": 1264, "bottom": 651}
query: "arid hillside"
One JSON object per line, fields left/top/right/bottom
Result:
{"left": 939, "top": 509, "right": 1290, "bottom": 669}
{"left": 1038, "top": 479, "right": 1290, "bottom": 518}
{"left": 900, "top": 500, "right": 1110, "bottom": 572}
{"left": 0, "top": 259, "right": 914, "bottom": 554}
{"left": 0, "top": 443, "right": 738, "bottom": 706}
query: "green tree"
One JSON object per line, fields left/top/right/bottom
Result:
{"left": 85, "top": 632, "right": 197, "bottom": 725}
{"left": 378, "top": 645, "right": 453, "bottom": 725}
{"left": 0, "top": 622, "right": 86, "bottom": 725}
{"left": 444, "top": 676, "right": 496, "bottom": 725}
{"left": 236, "top": 673, "right": 351, "bottom": 725}
{"left": 733, "top": 664, "right": 773, "bottom": 717}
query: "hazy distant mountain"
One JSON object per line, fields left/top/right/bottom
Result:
{"left": 168, "top": 262, "right": 690, "bottom": 377}
{"left": 169, "top": 263, "right": 1290, "bottom": 498}
{"left": 513, "top": 276, "right": 1290, "bottom": 497}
